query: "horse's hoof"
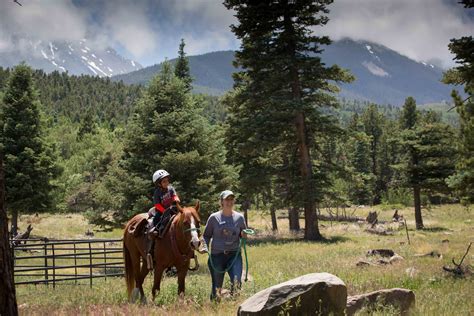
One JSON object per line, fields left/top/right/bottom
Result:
{"left": 131, "top": 288, "right": 140, "bottom": 303}
{"left": 140, "top": 296, "right": 147, "bottom": 305}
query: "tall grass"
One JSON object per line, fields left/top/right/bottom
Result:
{"left": 15, "top": 204, "right": 473, "bottom": 315}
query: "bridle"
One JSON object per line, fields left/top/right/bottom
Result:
{"left": 169, "top": 209, "right": 201, "bottom": 271}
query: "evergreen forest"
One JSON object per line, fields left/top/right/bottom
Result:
{"left": 0, "top": 1, "right": 472, "bottom": 241}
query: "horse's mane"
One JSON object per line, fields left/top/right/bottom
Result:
{"left": 176, "top": 204, "right": 200, "bottom": 224}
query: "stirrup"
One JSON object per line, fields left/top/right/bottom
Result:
{"left": 147, "top": 226, "right": 158, "bottom": 240}
{"left": 146, "top": 253, "right": 154, "bottom": 270}
{"left": 157, "top": 228, "right": 165, "bottom": 239}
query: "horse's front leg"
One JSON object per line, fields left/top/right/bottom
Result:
{"left": 177, "top": 264, "right": 189, "bottom": 296}
{"left": 152, "top": 265, "right": 165, "bottom": 301}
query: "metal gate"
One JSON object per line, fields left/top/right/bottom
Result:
{"left": 11, "top": 238, "right": 124, "bottom": 287}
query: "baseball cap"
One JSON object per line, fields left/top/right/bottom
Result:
{"left": 219, "top": 190, "right": 235, "bottom": 200}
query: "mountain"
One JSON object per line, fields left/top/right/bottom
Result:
{"left": 112, "top": 50, "right": 235, "bottom": 95}
{"left": 113, "top": 39, "right": 454, "bottom": 106}
{"left": 0, "top": 37, "right": 142, "bottom": 77}
{"left": 322, "top": 39, "right": 453, "bottom": 105}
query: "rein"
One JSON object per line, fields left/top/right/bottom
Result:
{"left": 183, "top": 227, "right": 201, "bottom": 234}
{"left": 169, "top": 216, "right": 194, "bottom": 262}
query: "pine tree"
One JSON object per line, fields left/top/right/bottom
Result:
{"left": 0, "top": 156, "right": 18, "bottom": 316}
{"left": 0, "top": 64, "right": 59, "bottom": 235}
{"left": 377, "top": 119, "right": 400, "bottom": 202}
{"left": 346, "top": 114, "right": 375, "bottom": 205}
{"left": 398, "top": 97, "right": 423, "bottom": 228}
{"left": 361, "top": 104, "right": 384, "bottom": 203}
{"left": 121, "top": 62, "right": 235, "bottom": 218}
{"left": 224, "top": 0, "right": 353, "bottom": 240}
{"left": 174, "top": 39, "right": 192, "bottom": 92}
{"left": 400, "top": 97, "right": 418, "bottom": 130}
{"left": 77, "top": 106, "right": 97, "bottom": 140}
{"left": 443, "top": 1, "right": 473, "bottom": 205}
{"left": 397, "top": 97, "right": 456, "bottom": 229}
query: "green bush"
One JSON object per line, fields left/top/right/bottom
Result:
{"left": 381, "top": 187, "right": 412, "bottom": 207}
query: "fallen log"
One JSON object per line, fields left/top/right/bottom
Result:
{"left": 443, "top": 242, "right": 472, "bottom": 277}
{"left": 277, "top": 214, "right": 365, "bottom": 222}
{"left": 12, "top": 224, "right": 33, "bottom": 246}
{"left": 365, "top": 227, "right": 393, "bottom": 236}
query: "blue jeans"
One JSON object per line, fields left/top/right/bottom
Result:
{"left": 207, "top": 251, "right": 242, "bottom": 300}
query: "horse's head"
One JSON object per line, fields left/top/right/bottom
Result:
{"left": 177, "top": 201, "right": 202, "bottom": 251}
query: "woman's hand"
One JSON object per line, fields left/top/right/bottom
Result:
{"left": 198, "top": 243, "right": 208, "bottom": 254}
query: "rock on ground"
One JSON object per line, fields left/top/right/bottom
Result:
{"left": 346, "top": 288, "right": 415, "bottom": 316}
{"left": 238, "top": 272, "right": 347, "bottom": 316}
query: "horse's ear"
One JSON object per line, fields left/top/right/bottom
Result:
{"left": 176, "top": 202, "right": 184, "bottom": 213}
{"left": 195, "top": 200, "right": 200, "bottom": 214}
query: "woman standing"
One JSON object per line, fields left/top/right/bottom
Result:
{"left": 203, "top": 190, "right": 247, "bottom": 300}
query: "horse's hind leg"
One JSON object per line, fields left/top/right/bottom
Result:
{"left": 138, "top": 258, "right": 149, "bottom": 304}
{"left": 129, "top": 251, "right": 143, "bottom": 303}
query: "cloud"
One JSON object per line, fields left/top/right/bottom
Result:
{"left": 1, "top": 0, "right": 472, "bottom": 68}
{"left": 148, "top": 0, "right": 238, "bottom": 63}
{"left": 0, "top": 0, "right": 88, "bottom": 49}
{"left": 183, "top": 31, "right": 237, "bottom": 56}
{"left": 0, "top": 0, "right": 161, "bottom": 62}
{"left": 100, "top": 1, "right": 157, "bottom": 58}
{"left": 323, "top": 0, "right": 474, "bottom": 68}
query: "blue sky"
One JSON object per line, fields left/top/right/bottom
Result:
{"left": 1, "top": 0, "right": 473, "bottom": 68}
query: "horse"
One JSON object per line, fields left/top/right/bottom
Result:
{"left": 151, "top": 201, "right": 202, "bottom": 299}
{"left": 123, "top": 201, "right": 202, "bottom": 303}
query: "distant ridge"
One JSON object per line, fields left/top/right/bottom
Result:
{"left": 113, "top": 50, "right": 235, "bottom": 94}
{"left": 113, "top": 39, "right": 454, "bottom": 106}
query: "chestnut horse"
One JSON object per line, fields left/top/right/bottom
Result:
{"left": 123, "top": 201, "right": 202, "bottom": 303}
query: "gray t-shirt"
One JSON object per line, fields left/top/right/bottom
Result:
{"left": 203, "top": 211, "right": 247, "bottom": 254}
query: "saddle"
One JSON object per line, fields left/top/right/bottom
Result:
{"left": 151, "top": 206, "right": 178, "bottom": 239}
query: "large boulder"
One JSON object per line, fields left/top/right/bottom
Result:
{"left": 346, "top": 288, "right": 415, "bottom": 315}
{"left": 238, "top": 273, "right": 347, "bottom": 316}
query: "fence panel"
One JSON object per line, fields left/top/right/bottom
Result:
{"left": 10, "top": 238, "right": 124, "bottom": 287}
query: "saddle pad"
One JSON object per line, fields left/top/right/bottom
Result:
{"left": 128, "top": 214, "right": 148, "bottom": 237}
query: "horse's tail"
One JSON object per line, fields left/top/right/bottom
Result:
{"left": 123, "top": 241, "right": 134, "bottom": 300}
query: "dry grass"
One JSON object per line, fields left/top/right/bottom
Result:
{"left": 15, "top": 204, "right": 473, "bottom": 315}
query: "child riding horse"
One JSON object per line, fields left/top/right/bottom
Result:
{"left": 123, "top": 202, "right": 202, "bottom": 302}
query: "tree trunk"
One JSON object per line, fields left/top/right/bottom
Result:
{"left": 289, "top": 207, "right": 300, "bottom": 231}
{"left": 413, "top": 185, "right": 424, "bottom": 229}
{"left": 10, "top": 210, "right": 18, "bottom": 238}
{"left": 270, "top": 205, "right": 278, "bottom": 231}
{"left": 241, "top": 199, "right": 250, "bottom": 227}
{"left": 295, "top": 112, "right": 321, "bottom": 240}
{"left": 0, "top": 157, "right": 19, "bottom": 316}
{"left": 243, "top": 208, "right": 248, "bottom": 227}
{"left": 371, "top": 139, "right": 381, "bottom": 204}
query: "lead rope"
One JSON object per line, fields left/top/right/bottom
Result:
{"left": 208, "top": 228, "right": 255, "bottom": 280}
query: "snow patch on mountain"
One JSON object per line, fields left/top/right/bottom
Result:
{"left": 0, "top": 37, "right": 142, "bottom": 77}
{"left": 365, "top": 44, "right": 381, "bottom": 62}
{"left": 87, "top": 60, "right": 107, "bottom": 77}
{"left": 362, "top": 61, "right": 389, "bottom": 77}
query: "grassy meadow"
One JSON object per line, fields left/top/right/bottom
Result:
{"left": 14, "top": 204, "right": 473, "bottom": 315}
